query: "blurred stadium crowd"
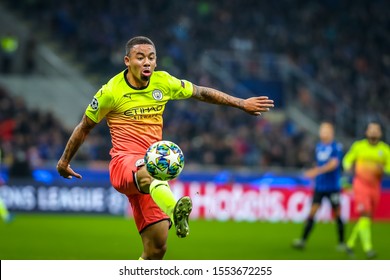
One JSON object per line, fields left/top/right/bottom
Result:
{"left": 0, "top": 84, "right": 311, "bottom": 174}
{"left": 1, "top": 0, "right": 389, "bottom": 173}
{"left": 0, "top": 86, "right": 68, "bottom": 177}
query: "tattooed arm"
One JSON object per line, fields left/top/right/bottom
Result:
{"left": 191, "top": 85, "right": 274, "bottom": 115}
{"left": 56, "top": 114, "right": 97, "bottom": 179}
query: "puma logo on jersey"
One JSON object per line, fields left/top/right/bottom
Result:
{"left": 123, "top": 93, "right": 133, "bottom": 99}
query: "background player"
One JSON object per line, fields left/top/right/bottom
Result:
{"left": 0, "top": 197, "right": 13, "bottom": 223}
{"left": 292, "top": 122, "right": 345, "bottom": 250}
{"left": 56, "top": 36, "right": 274, "bottom": 260}
{"left": 343, "top": 121, "right": 390, "bottom": 259}
{"left": 0, "top": 148, "right": 14, "bottom": 224}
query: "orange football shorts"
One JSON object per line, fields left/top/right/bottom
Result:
{"left": 353, "top": 177, "right": 381, "bottom": 215}
{"left": 109, "top": 154, "right": 170, "bottom": 233}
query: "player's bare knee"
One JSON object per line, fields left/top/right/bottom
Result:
{"left": 136, "top": 168, "right": 153, "bottom": 193}
{"left": 143, "top": 243, "right": 167, "bottom": 260}
{"left": 151, "top": 244, "right": 167, "bottom": 259}
{"left": 138, "top": 177, "right": 152, "bottom": 193}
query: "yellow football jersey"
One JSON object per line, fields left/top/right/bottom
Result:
{"left": 343, "top": 139, "right": 390, "bottom": 185}
{"left": 85, "top": 69, "right": 193, "bottom": 156}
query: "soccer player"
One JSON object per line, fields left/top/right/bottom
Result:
{"left": 0, "top": 197, "right": 13, "bottom": 223}
{"left": 292, "top": 122, "right": 345, "bottom": 250}
{"left": 343, "top": 121, "right": 390, "bottom": 259}
{"left": 0, "top": 149, "right": 13, "bottom": 223}
{"left": 56, "top": 36, "right": 274, "bottom": 260}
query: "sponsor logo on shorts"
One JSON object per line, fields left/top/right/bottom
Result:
{"left": 135, "top": 159, "right": 145, "bottom": 167}
{"left": 330, "top": 193, "right": 340, "bottom": 205}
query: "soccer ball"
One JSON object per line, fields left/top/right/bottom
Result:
{"left": 144, "top": 140, "right": 185, "bottom": 181}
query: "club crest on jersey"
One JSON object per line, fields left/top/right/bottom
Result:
{"left": 90, "top": 97, "right": 99, "bottom": 110}
{"left": 152, "top": 89, "right": 163, "bottom": 100}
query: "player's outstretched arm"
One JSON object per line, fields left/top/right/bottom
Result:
{"left": 304, "top": 158, "right": 339, "bottom": 178}
{"left": 57, "top": 114, "right": 97, "bottom": 179}
{"left": 191, "top": 85, "right": 274, "bottom": 115}
{"left": 342, "top": 142, "right": 358, "bottom": 173}
{"left": 384, "top": 145, "right": 390, "bottom": 174}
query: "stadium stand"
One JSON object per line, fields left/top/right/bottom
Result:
{"left": 1, "top": 0, "right": 388, "bottom": 170}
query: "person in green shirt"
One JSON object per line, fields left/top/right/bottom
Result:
{"left": 1, "top": 32, "right": 19, "bottom": 73}
{"left": 343, "top": 121, "right": 390, "bottom": 258}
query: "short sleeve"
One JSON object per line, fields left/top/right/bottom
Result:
{"left": 333, "top": 142, "right": 343, "bottom": 159}
{"left": 384, "top": 144, "right": 390, "bottom": 174}
{"left": 343, "top": 141, "right": 359, "bottom": 171}
{"left": 167, "top": 73, "right": 193, "bottom": 100}
{"left": 85, "top": 84, "right": 114, "bottom": 123}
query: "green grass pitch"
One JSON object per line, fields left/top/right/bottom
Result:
{"left": 1, "top": 214, "right": 389, "bottom": 260}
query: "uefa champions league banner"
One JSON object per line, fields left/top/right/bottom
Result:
{"left": 0, "top": 181, "right": 128, "bottom": 215}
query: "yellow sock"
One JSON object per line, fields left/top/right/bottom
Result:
{"left": 149, "top": 180, "right": 176, "bottom": 224}
{"left": 358, "top": 217, "right": 372, "bottom": 252}
{"left": 0, "top": 198, "right": 10, "bottom": 221}
{"left": 347, "top": 219, "right": 361, "bottom": 248}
